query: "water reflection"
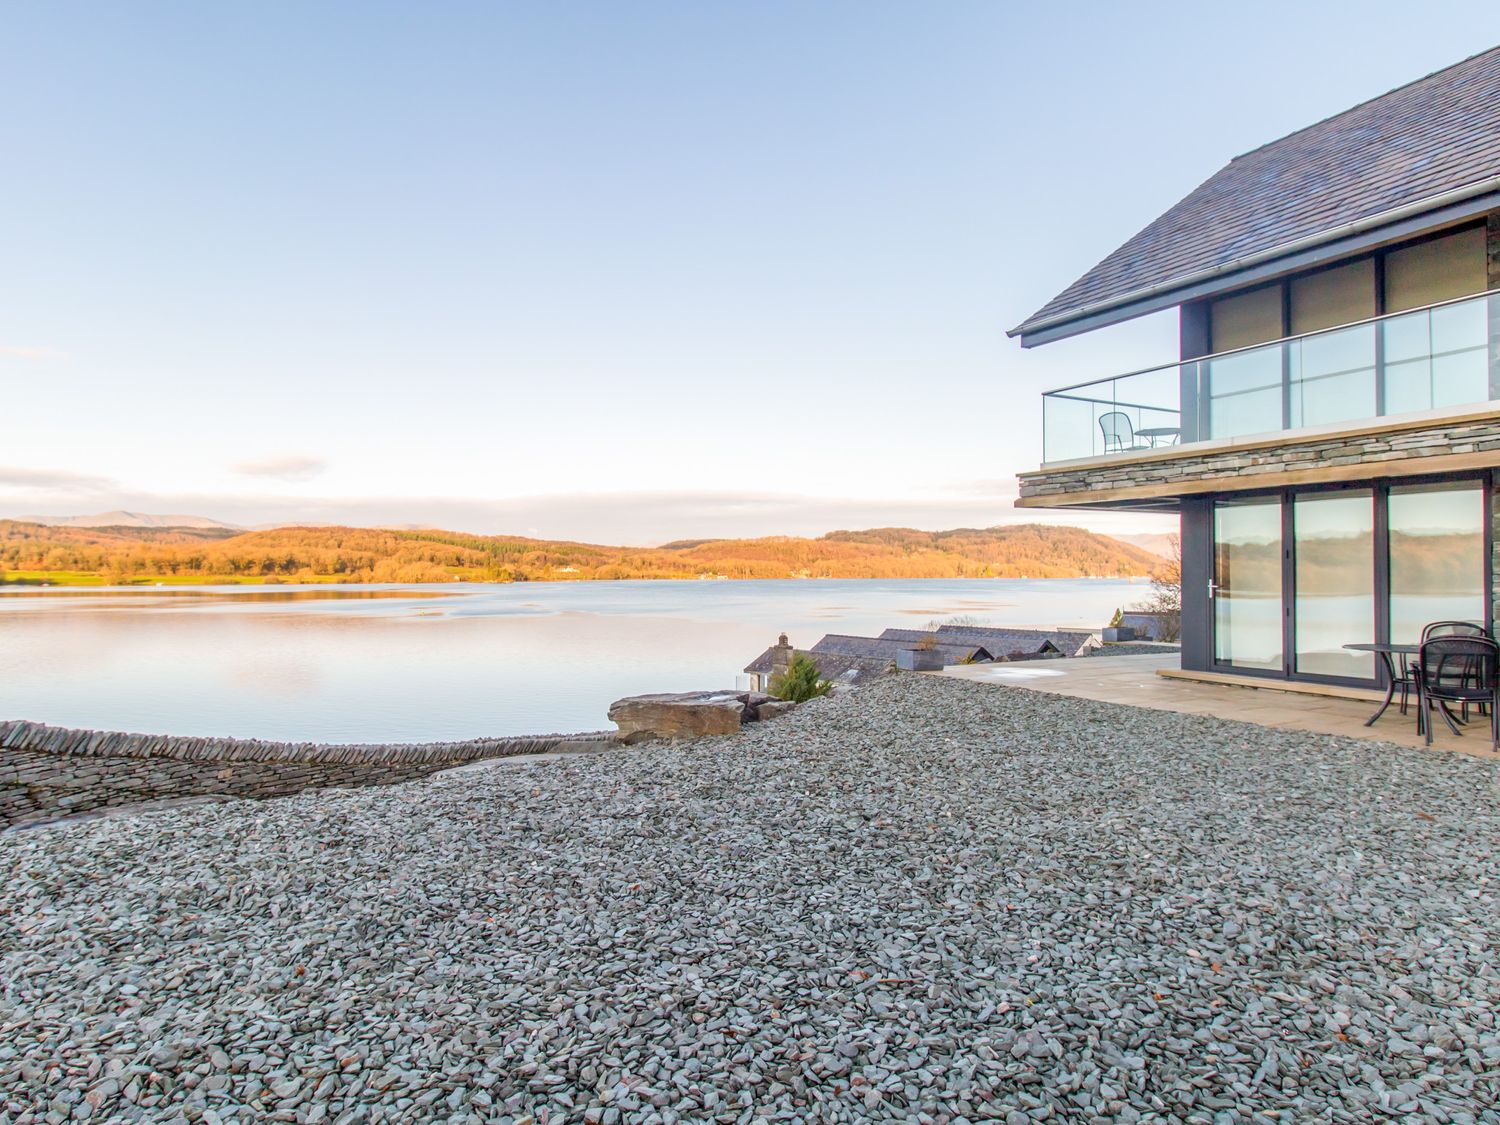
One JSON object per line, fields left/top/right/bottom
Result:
{"left": 0, "top": 579, "right": 1143, "bottom": 742}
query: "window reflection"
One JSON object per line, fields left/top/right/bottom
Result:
{"left": 1389, "top": 483, "right": 1486, "bottom": 644}
{"left": 1294, "top": 491, "right": 1374, "bottom": 679}
{"left": 1214, "top": 499, "right": 1283, "bottom": 671}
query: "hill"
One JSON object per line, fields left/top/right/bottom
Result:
{"left": 0, "top": 521, "right": 1166, "bottom": 585}
{"left": 17, "top": 510, "right": 244, "bottom": 530}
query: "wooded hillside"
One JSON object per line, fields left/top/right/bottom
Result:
{"left": 0, "top": 520, "right": 1166, "bottom": 584}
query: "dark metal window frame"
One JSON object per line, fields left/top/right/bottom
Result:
{"left": 1209, "top": 470, "right": 1493, "bottom": 689}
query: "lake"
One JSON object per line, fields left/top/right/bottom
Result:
{"left": 0, "top": 578, "right": 1145, "bottom": 742}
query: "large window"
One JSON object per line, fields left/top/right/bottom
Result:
{"left": 1384, "top": 226, "right": 1488, "bottom": 313}
{"left": 1388, "top": 482, "right": 1487, "bottom": 643}
{"left": 1210, "top": 285, "right": 1283, "bottom": 351}
{"left": 1204, "top": 223, "right": 1487, "bottom": 349}
{"left": 1210, "top": 479, "right": 1490, "bottom": 684}
{"left": 1214, "top": 498, "right": 1284, "bottom": 671}
{"left": 1290, "top": 260, "right": 1375, "bottom": 335}
{"left": 1293, "top": 491, "right": 1374, "bottom": 679}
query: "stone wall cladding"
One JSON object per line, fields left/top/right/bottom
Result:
{"left": 0, "top": 721, "right": 615, "bottom": 830}
{"left": 1492, "top": 483, "right": 1500, "bottom": 630}
{"left": 1020, "top": 416, "right": 1500, "bottom": 502}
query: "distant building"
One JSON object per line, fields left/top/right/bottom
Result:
{"left": 811, "top": 633, "right": 994, "bottom": 666}
{"left": 742, "top": 633, "right": 898, "bottom": 692}
{"left": 1118, "top": 611, "right": 1178, "bottom": 643}
{"left": 920, "top": 624, "right": 1102, "bottom": 659}
{"left": 744, "top": 630, "right": 1001, "bottom": 692}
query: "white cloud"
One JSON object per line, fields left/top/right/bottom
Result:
{"left": 0, "top": 465, "right": 114, "bottom": 492}
{"left": 0, "top": 346, "right": 63, "bottom": 361}
{"left": 229, "top": 455, "right": 328, "bottom": 483}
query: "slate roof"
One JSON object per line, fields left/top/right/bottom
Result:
{"left": 740, "top": 646, "right": 894, "bottom": 687}
{"left": 1012, "top": 46, "right": 1500, "bottom": 342}
{"left": 932, "top": 624, "right": 1101, "bottom": 659}
{"left": 811, "top": 633, "right": 991, "bottom": 665}
{"left": 742, "top": 647, "right": 782, "bottom": 675}
{"left": 805, "top": 653, "right": 898, "bottom": 687}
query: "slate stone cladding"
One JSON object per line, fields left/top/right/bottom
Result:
{"left": 1019, "top": 417, "right": 1500, "bottom": 503}
{"left": 0, "top": 722, "right": 613, "bottom": 829}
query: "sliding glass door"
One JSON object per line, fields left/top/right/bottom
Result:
{"left": 1293, "top": 491, "right": 1374, "bottom": 679}
{"left": 1210, "top": 478, "right": 1490, "bottom": 684}
{"left": 1213, "top": 498, "right": 1284, "bottom": 671}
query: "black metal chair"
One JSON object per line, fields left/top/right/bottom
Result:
{"left": 1416, "top": 634, "right": 1499, "bottom": 749}
{"left": 1420, "top": 621, "right": 1492, "bottom": 720}
{"left": 1098, "top": 411, "right": 1151, "bottom": 454}
{"left": 1421, "top": 621, "right": 1489, "bottom": 641}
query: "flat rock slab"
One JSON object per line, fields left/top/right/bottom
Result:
{"left": 608, "top": 691, "right": 754, "bottom": 743}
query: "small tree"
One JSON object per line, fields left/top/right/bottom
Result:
{"left": 1135, "top": 535, "right": 1181, "bottom": 641}
{"left": 769, "top": 652, "right": 833, "bottom": 703}
{"left": 1109, "top": 606, "right": 1124, "bottom": 628}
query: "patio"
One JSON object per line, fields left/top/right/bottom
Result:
{"left": 940, "top": 651, "right": 1500, "bottom": 758}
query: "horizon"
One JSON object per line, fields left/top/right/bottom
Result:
{"left": 4, "top": 4, "right": 1494, "bottom": 542}
{"left": 8, "top": 505, "right": 1177, "bottom": 552}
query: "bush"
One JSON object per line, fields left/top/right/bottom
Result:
{"left": 769, "top": 653, "right": 832, "bottom": 703}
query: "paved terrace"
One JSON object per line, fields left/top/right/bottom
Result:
{"left": 942, "top": 652, "right": 1499, "bottom": 759}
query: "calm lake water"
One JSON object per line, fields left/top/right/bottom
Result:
{"left": 0, "top": 579, "right": 1144, "bottom": 742}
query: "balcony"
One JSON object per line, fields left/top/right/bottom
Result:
{"left": 1040, "top": 291, "right": 1500, "bottom": 464}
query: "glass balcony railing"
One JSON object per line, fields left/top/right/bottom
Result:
{"left": 1040, "top": 290, "right": 1500, "bottom": 464}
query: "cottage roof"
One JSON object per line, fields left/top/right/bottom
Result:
{"left": 743, "top": 647, "right": 781, "bottom": 675}
{"left": 931, "top": 624, "right": 1100, "bottom": 658}
{"left": 806, "top": 653, "right": 898, "bottom": 687}
{"left": 742, "top": 644, "right": 896, "bottom": 685}
{"left": 813, "top": 633, "right": 991, "bottom": 664}
{"left": 1012, "top": 46, "right": 1500, "bottom": 345}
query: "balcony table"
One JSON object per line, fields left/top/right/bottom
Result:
{"left": 1135, "top": 426, "right": 1180, "bottom": 447}
{"left": 1343, "top": 642, "right": 1418, "bottom": 726}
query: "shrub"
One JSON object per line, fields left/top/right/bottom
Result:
{"left": 769, "top": 653, "right": 832, "bottom": 703}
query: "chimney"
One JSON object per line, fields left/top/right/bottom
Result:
{"left": 772, "top": 633, "right": 794, "bottom": 676}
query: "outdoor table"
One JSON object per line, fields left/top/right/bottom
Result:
{"left": 1343, "top": 642, "right": 1418, "bottom": 726}
{"left": 1136, "top": 426, "right": 1181, "bottom": 447}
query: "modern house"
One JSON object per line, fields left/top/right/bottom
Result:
{"left": 1011, "top": 47, "right": 1500, "bottom": 690}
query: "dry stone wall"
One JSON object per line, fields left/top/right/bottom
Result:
{"left": 0, "top": 721, "right": 614, "bottom": 830}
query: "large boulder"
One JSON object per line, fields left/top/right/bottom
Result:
{"left": 608, "top": 691, "right": 753, "bottom": 744}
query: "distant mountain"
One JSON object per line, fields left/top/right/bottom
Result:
{"left": 0, "top": 520, "right": 1168, "bottom": 584}
{"left": 1115, "top": 532, "right": 1179, "bottom": 560}
{"left": 17, "top": 510, "right": 244, "bottom": 531}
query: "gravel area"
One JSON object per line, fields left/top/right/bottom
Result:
{"left": 3, "top": 674, "right": 1499, "bottom": 1124}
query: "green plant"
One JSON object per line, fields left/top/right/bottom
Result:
{"left": 1109, "top": 606, "right": 1124, "bottom": 628}
{"left": 769, "top": 653, "right": 833, "bottom": 703}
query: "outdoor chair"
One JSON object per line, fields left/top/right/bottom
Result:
{"left": 1098, "top": 411, "right": 1151, "bottom": 454}
{"left": 1415, "top": 634, "right": 1500, "bottom": 750}
{"left": 1421, "top": 621, "right": 1492, "bottom": 720}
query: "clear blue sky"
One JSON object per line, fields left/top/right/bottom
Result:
{"left": 3, "top": 3, "right": 1496, "bottom": 542}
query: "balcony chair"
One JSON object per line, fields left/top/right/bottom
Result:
{"left": 1415, "top": 634, "right": 1499, "bottom": 749}
{"left": 1098, "top": 412, "right": 1152, "bottom": 454}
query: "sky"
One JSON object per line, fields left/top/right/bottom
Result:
{"left": 3, "top": 2, "right": 1497, "bottom": 545}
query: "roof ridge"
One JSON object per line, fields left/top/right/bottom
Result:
{"left": 1229, "top": 43, "right": 1500, "bottom": 163}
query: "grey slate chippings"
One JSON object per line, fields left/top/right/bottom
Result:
{"left": 2, "top": 674, "right": 1499, "bottom": 1123}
